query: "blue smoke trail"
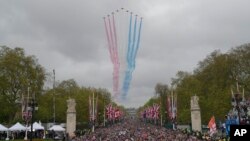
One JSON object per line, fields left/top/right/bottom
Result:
{"left": 131, "top": 18, "right": 142, "bottom": 69}
{"left": 127, "top": 13, "right": 132, "bottom": 65}
{"left": 122, "top": 14, "right": 133, "bottom": 99}
{"left": 121, "top": 70, "right": 132, "bottom": 99}
{"left": 122, "top": 15, "right": 142, "bottom": 99}
{"left": 130, "top": 16, "right": 138, "bottom": 70}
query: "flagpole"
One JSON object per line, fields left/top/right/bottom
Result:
{"left": 171, "top": 90, "right": 173, "bottom": 118}
{"left": 112, "top": 104, "right": 114, "bottom": 124}
{"left": 160, "top": 102, "right": 162, "bottom": 126}
{"left": 174, "top": 91, "right": 177, "bottom": 130}
{"left": 171, "top": 90, "right": 174, "bottom": 129}
{"left": 24, "top": 87, "right": 30, "bottom": 140}
{"left": 103, "top": 102, "right": 106, "bottom": 127}
{"left": 92, "top": 92, "right": 95, "bottom": 132}
{"left": 161, "top": 113, "right": 162, "bottom": 126}
{"left": 53, "top": 69, "right": 56, "bottom": 124}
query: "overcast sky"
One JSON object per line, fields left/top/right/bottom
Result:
{"left": 1, "top": 0, "right": 250, "bottom": 108}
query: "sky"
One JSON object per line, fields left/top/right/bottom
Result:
{"left": 1, "top": 0, "right": 250, "bottom": 108}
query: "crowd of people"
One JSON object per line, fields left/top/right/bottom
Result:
{"left": 72, "top": 118, "right": 225, "bottom": 141}
{"left": 227, "top": 95, "right": 250, "bottom": 124}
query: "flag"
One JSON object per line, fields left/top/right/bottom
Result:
{"left": 149, "top": 107, "right": 153, "bottom": 119}
{"left": 153, "top": 104, "right": 160, "bottom": 119}
{"left": 208, "top": 116, "right": 217, "bottom": 136}
{"left": 111, "top": 106, "right": 115, "bottom": 120}
{"left": 173, "top": 92, "right": 177, "bottom": 119}
{"left": 106, "top": 104, "right": 113, "bottom": 120}
{"left": 115, "top": 108, "right": 120, "bottom": 118}
{"left": 22, "top": 94, "right": 32, "bottom": 121}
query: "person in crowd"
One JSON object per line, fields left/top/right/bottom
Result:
{"left": 75, "top": 118, "right": 206, "bottom": 141}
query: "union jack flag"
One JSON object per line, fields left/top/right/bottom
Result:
{"left": 106, "top": 104, "right": 113, "bottom": 120}
{"left": 114, "top": 108, "right": 120, "bottom": 118}
{"left": 153, "top": 104, "right": 160, "bottom": 119}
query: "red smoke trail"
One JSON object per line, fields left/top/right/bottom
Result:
{"left": 108, "top": 16, "right": 115, "bottom": 63}
{"left": 104, "top": 14, "right": 120, "bottom": 98}
{"left": 112, "top": 13, "right": 120, "bottom": 97}
{"left": 104, "top": 17, "right": 113, "bottom": 63}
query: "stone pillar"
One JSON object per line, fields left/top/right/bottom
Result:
{"left": 190, "top": 95, "right": 201, "bottom": 132}
{"left": 66, "top": 98, "right": 76, "bottom": 138}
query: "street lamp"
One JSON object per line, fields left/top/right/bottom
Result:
{"left": 28, "top": 98, "right": 38, "bottom": 141}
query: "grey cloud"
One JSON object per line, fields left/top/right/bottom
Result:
{"left": 1, "top": 0, "right": 250, "bottom": 107}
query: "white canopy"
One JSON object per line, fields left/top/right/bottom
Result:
{"left": 9, "top": 122, "right": 26, "bottom": 131}
{"left": 28, "top": 122, "right": 44, "bottom": 131}
{"left": 0, "top": 124, "right": 8, "bottom": 131}
{"left": 48, "top": 125, "right": 65, "bottom": 131}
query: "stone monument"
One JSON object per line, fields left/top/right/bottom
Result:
{"left": 191, "top": 95, "right": 201, "bottom": 132}
{"left": 66, "top": 98, "right": 76, "bottom": 138}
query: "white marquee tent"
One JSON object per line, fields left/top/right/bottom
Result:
{"left": 28, "top": 122, "right": 44, "bottom": 131}
{"left": 48, "top": 125, "right": 65, "bottom": 131}
{"left": 0, "top": 124, "right": 8, "bottom": 131}
{"left": 9, "top": 122, "right": 26, "bottom": 131}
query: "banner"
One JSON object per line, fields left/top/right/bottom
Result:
{"left": 208, "top": 116, "right": 217, "bottom": 136}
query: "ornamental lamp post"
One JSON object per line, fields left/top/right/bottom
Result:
{"left": 28, "top": 98, "right": 38, "bottom": 141}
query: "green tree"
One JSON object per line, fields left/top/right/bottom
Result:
{"left": 37, "top": 79, "right": 113, "bottom": 128}
{"left": 173, "top": 49, "right": 244, "bottom": 124}
{"left": 141, "top": 43, "right": 250, "bottom": 125}
{"left": 0, "top": 46, "right": 46, "bottom": 123}
{"left": 173, "top": 73, "right": 200, "bottom": 124}
{"left": 230, "top": 43, "right": 250, "bottom": 92}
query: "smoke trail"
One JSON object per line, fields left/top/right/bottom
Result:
{"left": 104, "top": 17, "right": 114, "bottom": 63}
{"left": 104, "top": 9, "right": 142, "bottom": 100}
{"left": 104, "top": 14, "right": 120, "bottom": 97}
{"left": 108, "top": 16, "right": 118, "bottom": 96}
{"left": 127, "top": 13, "right": 133, "bottom": 66}
{"left": 131, "top": 18, "right": 142, "bottom": 69}
{"left": 112, "top": 13, "right": 120, "bottom": 97}
{"left": 121, "top": 15, "right": 142, "bottom": 99}
{"left": 121, "top": 13, "right": 133, "bottom": 99}
{"left": 131, "top": 15, "right": 138, "bottom": 70}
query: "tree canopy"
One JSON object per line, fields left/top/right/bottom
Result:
{"left": 0, "top": 46, "right": 46, "bottom": 123}
{"left": 0, "top": 46, "right": 113, "bottom": 125}
{"left": 141, "top": 43, "right": 250, "bottom": 125}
